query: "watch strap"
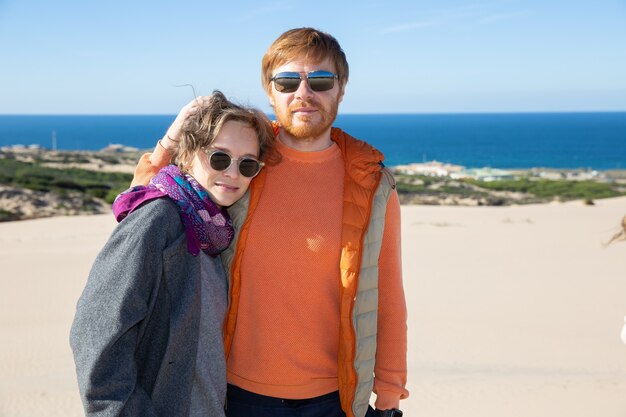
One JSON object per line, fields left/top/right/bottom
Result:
{"left": 376, "top": 409, "right": 403, "bottom": 417}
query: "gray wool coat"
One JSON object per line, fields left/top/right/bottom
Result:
{"left": 70, "top": 198, "right": 228, "bottom": 417}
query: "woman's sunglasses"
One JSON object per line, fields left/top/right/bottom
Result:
{"left": 204, "top": 149, "right": 265, "bottom": 178}
{"left": 270, "top": 70, "right": 338, "bottom": 93}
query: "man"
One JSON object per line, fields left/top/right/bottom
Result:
{"left": 133, "top": 27, "right": 408, "bottom": 417}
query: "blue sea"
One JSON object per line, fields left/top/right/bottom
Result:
{"left": 1, "top": 112, "right": 625, "bottom": 170}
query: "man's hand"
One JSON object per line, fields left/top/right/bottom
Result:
{"left": 161, "top": 96, "right": 214, "bottom": 151}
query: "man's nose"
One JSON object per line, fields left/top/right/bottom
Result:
{"left": 294, "top": 76, "right": 314, "bottom": 99}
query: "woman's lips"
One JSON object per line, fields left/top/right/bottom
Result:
{"left": 215, "top": 182, "right": 239, "bottom": 192}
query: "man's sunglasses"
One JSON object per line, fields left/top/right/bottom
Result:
{"left": 204, "top": 149, "right": 265, "bottom": 178}
{"left": 270, "top": 70, "right": 338, "bottom": 93}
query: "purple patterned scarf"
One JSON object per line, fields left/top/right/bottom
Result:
{"left": 112, "top": 165, "right": 234, "bottom": 257}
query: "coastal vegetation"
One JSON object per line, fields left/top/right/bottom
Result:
{"left": 0, "top": 158, "right": 132, "bottom": 203}
{"left": 0, "top": 149, "right": 136, "bottom": 221}
{"left": 394, "top": 173, "right": 626, "bottom": 206}
{"left": 1, "top": 148, "right": 626, "bottom": 221}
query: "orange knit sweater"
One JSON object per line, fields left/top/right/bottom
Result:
{"left": 225, "top": 140, "right": 408, "bottom": 409}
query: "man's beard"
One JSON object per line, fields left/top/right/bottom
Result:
{"left": 277, "top": 98, "right": 339, "bottom": 140}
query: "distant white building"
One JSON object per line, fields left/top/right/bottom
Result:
{"left": 451, "top": 168, "right": 517, "bottom": 182}
{"left": 565, "top": 170, "right": 601, "bottom": 181}
{"left": 534, "top": 169, "right": 602, "bottom": 181}
{"left": 537, "top": 171, "right": 565, "bottom": 180}
{"left": 392, "top": 161, "right": 465, "bottom": 177}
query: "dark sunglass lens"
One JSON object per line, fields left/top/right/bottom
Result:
{"left": 274, "top": 77, "right": 301, "bottom": 93}
{"left": 307, "top": 71, "right": 336, "bottom": 92}
{"left": 238, "top": 159, "right": 261, "bottom": 177}
{"left": 210, "top": 152, "right": 232, "bottom": 171}
{"left": 308, "top": 77, "right": 335, "bottom": 92}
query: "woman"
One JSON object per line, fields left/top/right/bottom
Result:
{"left": 70, "top": 91, "right": 275, "bottom": 417}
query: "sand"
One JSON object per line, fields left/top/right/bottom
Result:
{"left": 1, "top": 197, "right": 625, "bottom": 416}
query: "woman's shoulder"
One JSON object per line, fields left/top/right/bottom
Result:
{"left": 117, "top": 197, "right": 184, "bottom": 240}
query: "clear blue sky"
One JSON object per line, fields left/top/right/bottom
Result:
{"left": 1, "top": 0, "right": 625, "bottom": 114}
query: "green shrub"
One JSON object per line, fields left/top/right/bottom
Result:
{"left": 105, "top": 185, "right": 130, "bottom": 204}
{"left": 464, "top": 178, "right": 623, "bottom": 200}
{"left": 0, "top": 208, "right": 18, "bottom": 222}
{"left": 0, "top": 158, "right": 132, "bottom": 203}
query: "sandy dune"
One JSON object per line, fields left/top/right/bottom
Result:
{"left": 1, "top": 197, "right": 625, "bottom": 416}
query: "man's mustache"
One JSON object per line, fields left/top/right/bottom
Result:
{"left": 289, "top": 100, "right": 323, "bottom": 112}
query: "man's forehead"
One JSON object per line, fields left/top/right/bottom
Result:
{"left": 273, "top": 57, "right": 335, "bottom": 72}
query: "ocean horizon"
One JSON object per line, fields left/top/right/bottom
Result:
{"left": 1, "top": 112, "right": 625, "bottom": 170}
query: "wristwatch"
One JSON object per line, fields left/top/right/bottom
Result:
{"left": 376, "top": 409, "right": 403, "bottom": 417}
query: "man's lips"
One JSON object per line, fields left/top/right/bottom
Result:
{"left": 292, "top": 107, "right": 317, "bottom": 114}
{"left": 290, "top": 101, "right": 320, "bottom": 114}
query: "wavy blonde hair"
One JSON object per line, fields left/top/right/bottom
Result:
{"left": 174, "top": 90, "right": 276, "bottom": 171}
